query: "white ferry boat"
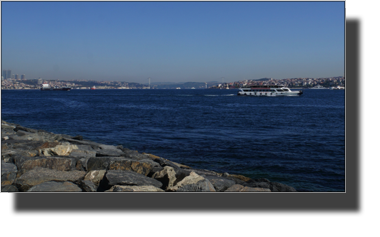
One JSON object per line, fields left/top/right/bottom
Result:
{"left": 237, "top": 85, "right": 303, "bottom": 96}
{"left": 40, "top": 82, "right": 71, "bottom": 91}
{"left": 310, "top": 85, "right": 327, "bottom": 89}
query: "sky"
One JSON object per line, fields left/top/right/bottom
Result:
{"left": 1, "top": 1, "right": 345, "bottom": 83}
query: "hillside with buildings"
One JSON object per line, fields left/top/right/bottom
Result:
{"left": 210, "top": 77, "right": 345, "bottom": 89}
{"left": 1, "top": 75, "right": 344, "bottom": 90}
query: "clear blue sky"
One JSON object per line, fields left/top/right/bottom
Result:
{"left": 1, "top": 1, "right": 345, "bottom": 83}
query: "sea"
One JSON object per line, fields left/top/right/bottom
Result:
{"left": 1, "top": 89, "right": 345, "bottom": 192}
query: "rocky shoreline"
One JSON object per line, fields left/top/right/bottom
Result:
{"left": 1, "top": 120, "right": 297, "bottom": 192}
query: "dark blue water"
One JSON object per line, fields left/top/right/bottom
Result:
{"left": 1, "top": 89, "right": 345, "bottom": 192}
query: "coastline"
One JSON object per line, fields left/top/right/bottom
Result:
{"left": 1, "top": 120, "right": 297, "bottom": 192}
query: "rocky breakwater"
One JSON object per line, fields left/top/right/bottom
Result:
{"left": 1, "top": 120, "right": 297, "bottom": 192}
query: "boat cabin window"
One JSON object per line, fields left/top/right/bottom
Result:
{"left": 276, "top": 89, "right": 283, "bottom": 92}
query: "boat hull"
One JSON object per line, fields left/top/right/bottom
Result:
{"left": 41, "top": 87, "right": 71, "bottom": 91}
{"left": 237, "top": 91, "right": 303, "bottom": 96}
{"left": 237, "top": 86, "right": 303, "bottom": 97}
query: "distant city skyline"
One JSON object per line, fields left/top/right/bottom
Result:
{"left": 1, "top": 1, "right": 345, "bottom": 83}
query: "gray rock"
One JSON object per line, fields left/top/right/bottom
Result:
{"left": 38, "top": 142, "right": 78, "bottom": 156}
{"left": 72, "top": 135, "right": 83, "bottom": 140}
{"left": 7, "top": 131, "right": 62, "bottom": 142}
{"left": 105, "top": 170, "right": 163, "bottom": 188}
{"left": 75, "top": 158, "right": 89, "bottom": 171}
{"left": 150, "top": 157, "right": 191, "bottom": 183}
{"left": 86, "top": 157, "right": 111, "bottom": 171}
{"left": 270, "top": 182, "right": 297, "bottom": 192}
{"left": 14, "top": 156, "right": 78, "bottom": 175}
{"left": 185, "top": 168, "right": 222, "bottom": 177}
{"left": 69, "top": 149, "right": 97, "bottom": 158}
{"left": 95, "top": 144, "right": 125, "bottom": 157}
{"left": 108, "top": 158, "right": 154, "bottom": 176}
{"left": 87, "top": 157, "right": 159, "bottom": 176}
{"left": 28, "top": 181, "right": 82, "bottom": 192}
{"left": 224, "top": 184, "right": 271, "bottom": 192}
{"left": 224, "top": 176, "right": 248, "bottom": 185}
{"left": 148, "top": 166, "right": 164, "bottom": 177}
{"left": 1, "top": 185, "right": 19, "bottom": 192}
{"left": 1, "top": 123, "right": 17, "bottom": 137}
{"left": 204, "top": 175, "right": 236, "bottom": 192}
{"left": 169, "top": 172, "right": 216, "bottom": 192}
{"left": 2, "top": 139, "right": 45, "bottom": 156}
{"left": 83, "top": 170, "right": 106, "bottom": 186}
{"left": 1, "top": 161, "right": 18, "bottom": 186}
{"left": 122, "top": 149, "right": 149, "bottom": 160}
{"left": 15, "top": 167, "right": 86, "bottom": 191}
{"left": 14, "top": 125, "right": 38, "bottom": 133}
{"left": 79, "top": 180, "right": 97, "bottom": 192}
{"left": 245, "top": 178, "right": 271, "bottom": 189}
{"left": 110, "top": 185, "right": 164, "bottom": 192}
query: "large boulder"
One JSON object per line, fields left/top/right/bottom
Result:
{"left": 95, "top": 144, "right": 125, "bottom": 157}
{"left": 105, "top": 170, "right": 163, "bottom": 188}
{"left": 86, "top": 156, "right": 157, "bottom": 172}
{"left": 14, "top": 156, "right": 78, "bottom": 175}
{"left": 8, "top": 130, "right": 64, "bottom": 143}
{"left": 79, "top": 180, "right": 97, "bottom": 192}
{"left": 152, "top": 166, "right": 177, "bottom": 190}
{"left": 144, "top": 153, "right": 191, "bottom": 169}
{"left": 1, "top": 161, "right": 18, "bottom": 186}
{"left": 168, "top": 171, "right": 216, "bottom": 192}
{"left": 2, "top": 140, "right": 46, "bottom": 159}
{"left": 69, "top": 148, "right": 97, "bottom": 159}
{"left": 14, "top": 124, "right": 38, "bottom": 133}
{"left": 75, "top": 158, "right": 90, "bottom": 171}
{"left": 15, "top": 167, "right": 86, "bottom": 191}
{"left": 27, "top": 181, "right": 82, "bottom": 192}
{"left": 149, "top": 157, "right": 191, "bottom": 183}
{"left": 1, "top": 185, "right": 19, "bottom": 192}
{"left": 86, "top": 157, "right": 111, "bottom": 171}
{"left": 1, "top": 121, "right": 17, "bottom": 137}
{"left": 204, "top": 175, "right": 236, "bottom": 192}
{"left": 245, "top": 178, "right": 271, "bottom": 189}
{"left": 108, "top": 158, "right": 155, "bottom": 176}
{"left": 270, "top": 182, "right": 297, "bottom": 192}
{"left": 83, "top": 170, "right": 106, "bottom": 186}
{"left": 38, "top": 142, "right": 78, "bottom": 156}
{"left": 1, "top": 141, "right": 61, "bottom": 158}
{"left": 122, "top": 149, "right": 151, "bottom": 160}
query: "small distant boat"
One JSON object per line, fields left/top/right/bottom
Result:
{"left": 310, "top": 85, "right": 327, "bottom": 89}
{"left": 191, "top": 87, "right": 195, "bottom": 89}
{"left": 176, "top": 87, "right": 181, "bottom": 89}
{"left": 91, "top": 86, "right": 96, "bottom": 90}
